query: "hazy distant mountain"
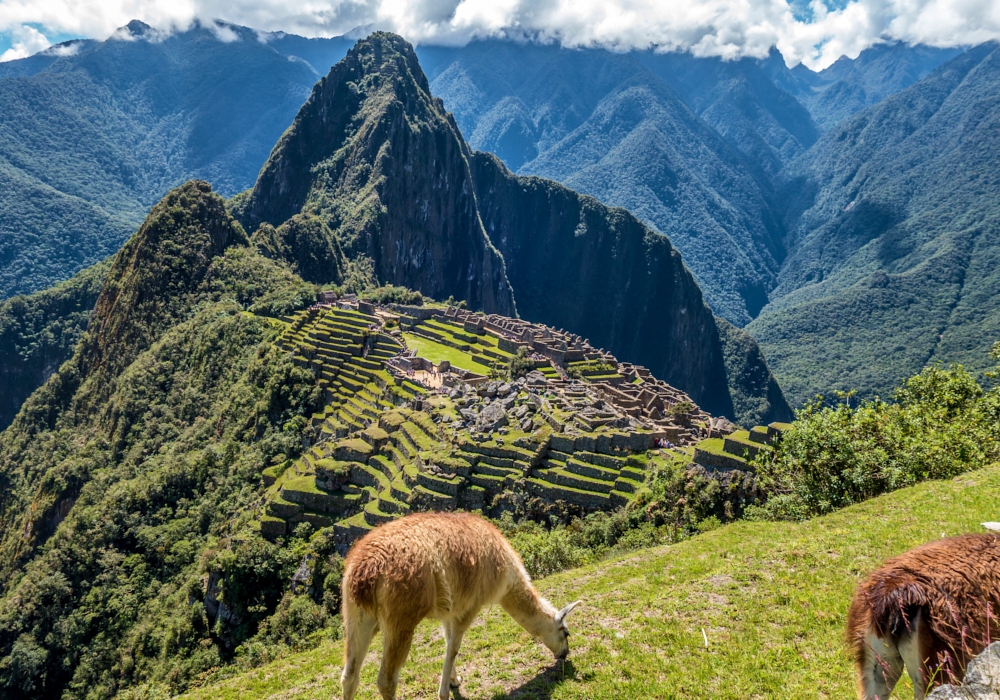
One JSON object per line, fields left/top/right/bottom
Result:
{"left": 0, "top": 21, "right": 324, "bottom": 299}
{"left": 749, "top": 43, "right": 1000, "bottom": 404}
{"left": 762, "top": 42, "right": 965, "bottom": 128}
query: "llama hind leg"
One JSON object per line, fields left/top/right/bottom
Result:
{"left": 898, "top": 612, "right": 931, "bottom": 700}
{"left": 377, "top": 623, "right": 416, "bottom": 700}
{"left": 857, "top": 631, "right": 904, "bottom": 700}
{"left": 438, "top": 617, "right": 473, "bottom": 700}
{"left": 342, "top": 600, "right": 378, "bottom": 700}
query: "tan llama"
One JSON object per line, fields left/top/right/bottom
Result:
{"left": 340, "top": 512, "right": 581, "bottom": 700}
{"left": 847, "top": 533, "right": 1000, "bottom": 699}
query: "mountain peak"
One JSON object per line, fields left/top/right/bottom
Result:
{"left": 124, "top": 20, "right": 154, "bottom": 37}
{"left": 80, "top": 181, "right": 247, "bottom": 387}
{"left": 236, "top": 33, "right": 516, "bottom": 315}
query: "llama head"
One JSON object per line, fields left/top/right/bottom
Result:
{"left": 541, "top": 601, "right": 582, "bottom": 660}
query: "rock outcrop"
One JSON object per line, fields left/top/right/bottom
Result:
{"left": 928, "top": 641, "right": 1000, "bottom": 699}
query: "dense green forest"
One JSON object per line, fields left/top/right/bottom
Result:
{"left": 750, "top": 42, "right": 1000, "bottom": 406}
{"left": 0, "top": 182, "right": 324, "bottom": 699}
{"left": 0, "top": 261, "right": 108, "bottom": 430}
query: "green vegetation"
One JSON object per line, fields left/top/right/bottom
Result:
{"left": 402, "top": 332, "right": 492, "bottom": 373}
{"left": 250, "top": 214, "right": 345, "bottom": 286}
{"left": 750, "top": 357, "right": 1000, "bottom": 520}
{"left": 751, "top": 43, "right": 1000, "bottom": 407}
{"left": 507, "top": 345, "right": 533, "bottom": 379}
{"left": 181, "top": 463, "right": 1000, "bottom": 700}
{"left": 361, "top": 285, "right": 423, "bottom": 306}
{"left": 0, "top": 182, "right": 324, "bottom": 700}
{"left": 0, "top": 259, "right": 109, "bottom": 429}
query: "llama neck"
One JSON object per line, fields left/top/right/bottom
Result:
{"left": 500, "top": 569, "right": 556, "bottom": 637}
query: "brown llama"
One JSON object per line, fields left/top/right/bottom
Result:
{"left": 340, "top": 512, "right": 582, "bottom": 700}
{"left": 847, "top": 533, "right": 1000, "bottom": 699}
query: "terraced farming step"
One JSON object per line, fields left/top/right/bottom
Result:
{"left": 538, "top": 467, "right": 616, "bottom": 494}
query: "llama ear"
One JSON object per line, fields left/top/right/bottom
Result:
{"left": 556, "top": 601, "right": 582, "bottom": 622}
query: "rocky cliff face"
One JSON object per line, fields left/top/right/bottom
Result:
{"left": 236, "top": 33, "right": 515, "bottom": 315}
{"left": 470, "top": 151, "right": 735, "bottom": 417}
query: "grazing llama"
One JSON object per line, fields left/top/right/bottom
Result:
{"left": 340, "top": 512, "right": 582, "bottom": 700}
{"left": 847, "top": 533, "right": 1000, "bottom": 699}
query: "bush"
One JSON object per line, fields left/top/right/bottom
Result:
{"left": 747, "top": 360, "right": 1000, "bottom": 521}
{"left": 508, "top": 346, "right": 533, "bottom": 380}
{"left": 361, "top": 285, "right": 422, "bottom": 306}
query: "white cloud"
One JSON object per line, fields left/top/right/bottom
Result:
{"left": 0, "top": 0, "right": 997, "bottom": 68}
{"left": 0, "top": 23, "right": 50, "bottom": 61}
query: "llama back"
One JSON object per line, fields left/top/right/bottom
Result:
{"left": 850, "top": 534, "right": 1000, "bottom": 670}
{"left": 343, "top": 512, "right": 518, "bottom": 615}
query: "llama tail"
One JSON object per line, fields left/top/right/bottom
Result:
{"left": 861, "top": 573, "right": 930, "bottom": 639}
{"left": 345, "top": 550, "right": 386, "bottom": 614}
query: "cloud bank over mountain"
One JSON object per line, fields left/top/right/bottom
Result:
{"left": 0, "top": 0, "right": 997, "bottom": 69}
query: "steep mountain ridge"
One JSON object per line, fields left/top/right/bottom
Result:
{"left": 750, "top": 42, "right": 1000, "bottom": 404}
{"left": 236, "top": 33, "right": 790, "bottom": 423}
{"left": 235, "top": 33, "right": 515, "bottom": 315}
{"left": 802, "top": 43, "right": 965, "bottom": 128}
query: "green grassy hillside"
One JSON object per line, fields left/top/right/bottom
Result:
{"left": 180, "top": 464, "right": 1000, "bottom": 700}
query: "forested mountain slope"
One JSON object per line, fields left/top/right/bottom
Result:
{"left": 419, "top": 41, "right": 798, "bottom": 325}
{"left": 0, "top": 261, "right": 108, "bottom": 430}
{"left": 749, "top": 42, "right": 1000, "bottom": 405}
{"left": 234, "top": 33, "right": 790, "bottom": 423}
{"left": 0, "top": 21, "right": 323, "bottom": 299}
{"left": 0, "top": 181, "right": 321, "bottom": 699}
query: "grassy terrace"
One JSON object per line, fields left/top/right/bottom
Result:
{"left": 183, "top": 465, "right": 1000, "bottom": 700}
{"left": 402, "top": 332, "right": 494, "bottom": 373}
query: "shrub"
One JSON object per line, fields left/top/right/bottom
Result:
{"left": 361, "top": 285, "right": 422, "bottom": 306}
{"left": 508, "top": 346, "right": 533, "bottom": 380}
{"left": 747, "top": 360, "right": 1000, "bottom": 521}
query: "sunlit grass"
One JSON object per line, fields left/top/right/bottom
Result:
{"left": 181, "top": 465, "right": 1000, "bottom": 699}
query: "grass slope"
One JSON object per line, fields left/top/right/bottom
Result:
{"left": 182, "top": 465, "right": 1000, "bottom": 700}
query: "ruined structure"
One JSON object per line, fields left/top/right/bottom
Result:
{"left": 257, "top": 298, "right": 758, "bottom": 551}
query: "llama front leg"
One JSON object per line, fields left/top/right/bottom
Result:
{"left": 378, "top": 623, "right": 415, "bottom": 700}
{"left": 342, "top": 601, "right": 378, "bottom": 700}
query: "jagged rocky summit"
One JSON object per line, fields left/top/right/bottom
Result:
{"left": 232, "top": 32, "right": 791, "bottom": 426}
